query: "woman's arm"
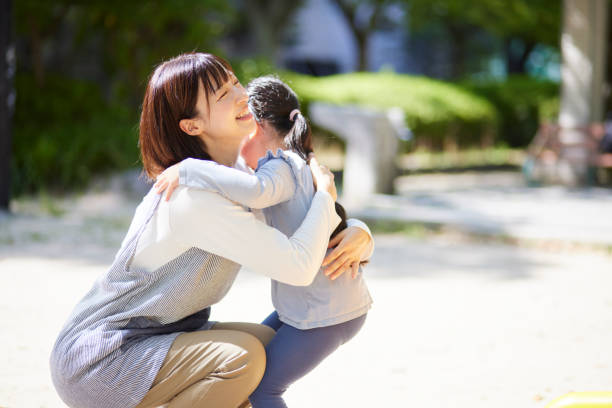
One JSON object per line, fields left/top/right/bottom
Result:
{"left": 156, "top": 157, "right": 296, "bottom": 209}
{"left": 168, "top": 187, "right": 340, "bottom": 286}
{"left": 345, "top": 218, "right": 375, "bottom": 260}
{"left": 322, "top": 224, "right": 374, "bottom": 280}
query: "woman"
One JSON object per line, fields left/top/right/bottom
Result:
{"left": 49, "top": 52, "right": 372, "bottom": 408}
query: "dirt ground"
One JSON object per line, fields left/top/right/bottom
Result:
{"left": 1, "top": 175, "right": 611, "bottom": 407}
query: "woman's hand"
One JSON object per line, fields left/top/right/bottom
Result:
{"left": 154, "top": 163, "right": 181, "bottom": 201}
{"left": 322, "top": 226, "right": 372, "bottom": 280}
{"left": 308, "top": 154, "right": 337, "bottom": 201}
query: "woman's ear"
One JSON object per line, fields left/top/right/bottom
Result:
{"left": 179, "top": 118, "right": 203, "bottom": 136}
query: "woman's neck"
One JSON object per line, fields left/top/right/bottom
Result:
{"left": 207, "top": 140, "right": 241, "bottom": 167}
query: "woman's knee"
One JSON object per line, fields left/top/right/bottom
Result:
{"left": 212, "top": 322, "right": 276, "bottom": 346}
{"left": 222, "top": 331, "right": 267, "bottom": 392}
{"left": 253, "top": 325, "right": 276, "bottom": 346}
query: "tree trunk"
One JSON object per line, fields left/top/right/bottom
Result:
{"left": 27, "top": 16, "right": 45, "bottom": 87}
{"left": 356, "top": 31, "right": 368, "bottom": 71}
{"left": 505, "top": 38, "right": 535, "bottom": 75}
{"left": 448, "top": 23, "right": 467, "bottom": 79}
{"left": 330, "top": 0, "right": 369, "bottom": 71}
{"left": 0, "top": 0, "right": 14, "bottom": 210}
{"left": 243, "top": 0, "right": 303, "bottom": 62}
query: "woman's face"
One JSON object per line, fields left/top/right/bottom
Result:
{"left": 196, "top": 74, "right": 255, "bottom": 156}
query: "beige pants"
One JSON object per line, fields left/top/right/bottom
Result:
{"left": 134, "top": 322, "right": 276, "bottom": 408}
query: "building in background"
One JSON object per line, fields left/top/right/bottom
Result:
{"left": 278, "top": 0, "right": 412, "bottom": 75}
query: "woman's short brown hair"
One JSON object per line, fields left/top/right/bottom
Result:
{"left": 139, "top": 52, "right": 234, "bottom": 179}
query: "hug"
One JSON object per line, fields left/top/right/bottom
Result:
{"left": 50, "top": 52, "right": 373, "bottom": 408}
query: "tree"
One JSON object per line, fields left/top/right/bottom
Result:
{"left": 331, "top": 0, "right": 403, "bottom": 71}
{"left": 408, "top": 0, "right": 561, "bottom": 76}
{"left": 10, "top": 1, "right": 238, "bottom": 195}
{"left": 239, "top": 0, "right": 305, "bottom": 62}
{"left": 14, "top": 0, "right": 237, "bottom": 105}
{"left": 1, "top": 0, "right": 14, "bottom": 210}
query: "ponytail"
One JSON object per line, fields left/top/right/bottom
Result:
{"left": 330, "top": 201, "right": 369, "bottom": 266}
{"left": 331, "top": 202, "right": 348, "bottom": 239}
{"left": 285, "top": 110, "right": 313, "bottom": 162}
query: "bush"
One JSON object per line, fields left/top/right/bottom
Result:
{"left": 280, "top": 71, "right": 499, "bottom": 150}
{"left": 12, "top": 74, "right": 140, "bottom": 195}
{"left": 232, "top": 57, "right": 276, "bottom": 85}
{"left": 463, "top": 75, "right": 559, "bottom": 147}
{"left": 11, "top": 57, "right": 279, "bottom": 196}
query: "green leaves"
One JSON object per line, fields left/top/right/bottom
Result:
{"left": 11, "top": 1, "right": 238, "bottom": 194}
{"left": 281, "top": 71, "right": 498, "bottom": 148}
{"left": 408, "top": 0, "right": 561, "bottom": 46}
{"left": 281, "top": 71, "right": 558, "bottom": 149}
{"left": 15, "top": 0, "right": 237, "bottom": 103}
{"left": 12, "top": 73, "right": 138, "bottom": 194}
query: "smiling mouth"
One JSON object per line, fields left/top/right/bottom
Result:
{"left": 236, "top": 111, "right": 252, "bottom": 121}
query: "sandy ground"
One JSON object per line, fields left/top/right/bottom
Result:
{"left": 1, "top": 173, "right": 612, "bottom": 407}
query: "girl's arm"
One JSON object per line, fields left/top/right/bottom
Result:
{"left": 156, "top": 156, "right": 296, "bottom": 209}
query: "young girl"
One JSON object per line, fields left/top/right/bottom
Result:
{"left": 155, "top": 75, "right": 373, "bottom": 408}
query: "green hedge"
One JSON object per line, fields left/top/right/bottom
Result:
{"left": 10, "top": 68, "right": 559, "bottom": 195}
{"left": 12, "top": 74, "right": 140, "bottom": 195}
{"left": 463, "top": 75, "right": 559, "bottom": 147}
{"left": 280, "top": 71, "right": 499, "bottom": 149}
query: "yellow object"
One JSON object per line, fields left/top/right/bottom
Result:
{"left": 545, "top": 392, "right": 612, "bottom": 408}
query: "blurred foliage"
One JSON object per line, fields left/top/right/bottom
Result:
{"left": 409, "top": 0, "right": 560, "bottom": 46}
{"left": 12, "top": 0, "right": 236, "bottom": 194}
{"left": 281, "top": 71, "right": 498, "bottom": 149}
{"left": 463, "top": 75, "right": 559, "bottom": 147}
{"left": 9, "top": 0, "right": 564, "bottom": 194}
{"left": 235, "top": 0, "right": 305, "bottom": 60}
{"left": 11, "top": 73, "right": 138, "bottom": 195}
{"left": 330, "top": 0, "right": 403, "bottom": 71}
{"left": 15, "top": 0, "right": 235, "bottom": 103}
{"left": 232, "top": 57, "right": 277, "bottom": 85}
{"left": 408, "top": 0, "right": 561, "bottom": 77}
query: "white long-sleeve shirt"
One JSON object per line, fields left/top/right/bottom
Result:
{"left": 131, "top": 157, "right": 372, "bottom": 286}
{"left": 131, "top": 186, "right": 340, "bottom": 286}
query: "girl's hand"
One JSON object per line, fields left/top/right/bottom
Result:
{"left": 154, "top": 163, "right": 181, "bottom": 201}
{"left": 322, "top": 226, "right": 371, "bottom": 280}
{"left": 308, "top": 154, "right": 337, "bottom": 201}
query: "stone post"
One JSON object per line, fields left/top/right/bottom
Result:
{"left": 309, "top": 103, "right": 405, "bottom": 205}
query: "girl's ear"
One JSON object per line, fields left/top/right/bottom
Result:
{"left": 257, "top": 119, "right": 280, "bottom": 142}
{"left": 179, "top": 118, "right": 203, "bottom": 136}
{"left": 254, "top": 120, "right": 265, "bottom": 135}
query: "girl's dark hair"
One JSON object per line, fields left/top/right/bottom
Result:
{"left": 247, "top": 76, "right": 357, "bottom": 247}
{"left": 246, "top": 75, "right": 313, "bottom": 161}
{"left": 139, "top": 52, "right": 234, "bottom": 179}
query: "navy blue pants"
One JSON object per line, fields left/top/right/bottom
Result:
{"left": 248, "top": 311, "right": 367, "bottom": 408}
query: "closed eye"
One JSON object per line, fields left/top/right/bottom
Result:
{"left": 217, "top": 78, "right": 241, "bottom": 101}
{"left": 217, "top": 89, "right": 228, "bottom": 101}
